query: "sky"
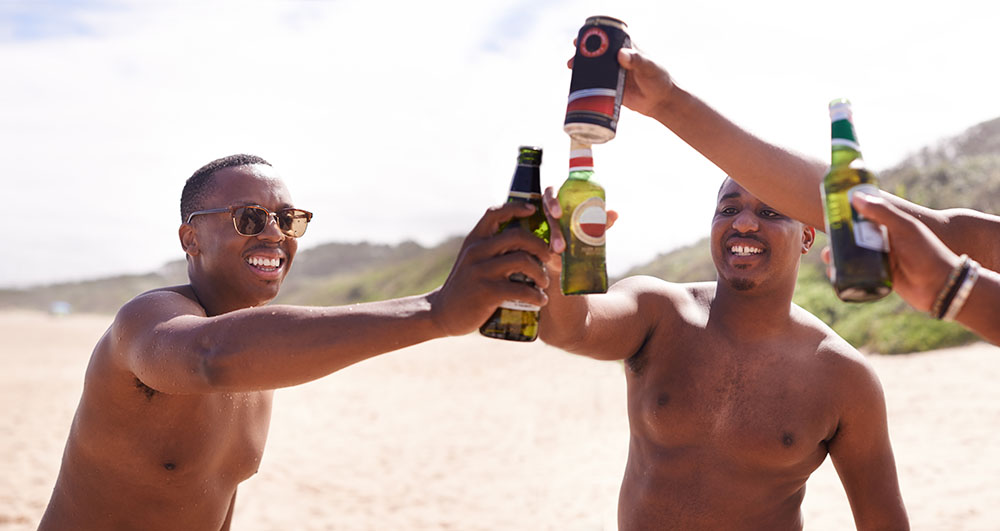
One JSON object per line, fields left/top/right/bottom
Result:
{"left": 2, "top": 0, "right": 999, "bottom": 289}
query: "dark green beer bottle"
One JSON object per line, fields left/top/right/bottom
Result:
{"left": 479, "top": 146, "right": 550, "bottom": 342}
{"left": 821, "top": 99, "right": 892, "bottom": 302}
{"left": 558, "top": 140, "right": 608, "bottom": 295}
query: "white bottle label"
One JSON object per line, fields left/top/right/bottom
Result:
{"left": 848, "top": 184, "right": 889, "bottom": 252}
{"left": 570, "top": 197, "right": 607, "bottom": 246}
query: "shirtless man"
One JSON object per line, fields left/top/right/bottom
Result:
{"left": 38, "top": 154, "right": 553, "bottom": 530}
{"left": 612, "top": 45, "right": 1000, "bottom": 344}
{"left": 540, "top": 178, "right": 909, "bottom": 530}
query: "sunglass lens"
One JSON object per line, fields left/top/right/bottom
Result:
{"left": 279, "top": 210, "right": 309, "bottom": 237}
{"left": 234, "top": 207, "right": 268, "bottom": 236}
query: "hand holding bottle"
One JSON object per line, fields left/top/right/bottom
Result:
{"left": 848, "top": 191, "right": 962, "bottom": 313}
{"left": 541, "top": 186, "right": 619, "bottom": 269}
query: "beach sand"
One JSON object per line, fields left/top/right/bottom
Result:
{"left": 2, "top": 310, "right": 998, "bottom": 530}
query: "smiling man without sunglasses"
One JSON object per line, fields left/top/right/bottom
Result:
{"left": 39, "top": 153, "right": 555, "bottom": 531}
{"left": 538, "top": 177, "right": 908, "bottom": 530}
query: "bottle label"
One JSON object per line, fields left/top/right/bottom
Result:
{"left": 508, "top": 191, "right": 541, "bottom": 201}
{"left": 570, "top": 196, "right": 607, "bottom": 246}
{"left": 847, "top": 184, "right": 889, "bottom": 252}
{"left": 499, "top": 272, "right": 540, "bottom": 312}
{"left": 499, "top": 300, "right": 540, "bottom": 312}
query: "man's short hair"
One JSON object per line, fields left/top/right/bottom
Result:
{"left": 180, "top": 154, "right": 271, "bottom": 222}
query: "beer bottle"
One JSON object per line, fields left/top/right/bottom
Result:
{"left": 821, "top": 98, "right": 892, "bottom": 302}
{"left": 479, "top": 146, "right": 550, "bottom": 342}
{"left": 558, "top": 140, "right": 608, "bottom": 295}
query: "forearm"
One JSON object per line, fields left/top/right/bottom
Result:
{"left": 893, "top": 198, "right": 1000, "bottom": 271}
{"left": 187, "top": 294, "right": 441, "bottom": 391}
{"left": 650, "top": 86, "right": 828, "bottom": 229}
{"left": 538, "top": 279, "right": 595, "bottom": 353}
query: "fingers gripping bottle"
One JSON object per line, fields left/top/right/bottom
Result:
{"left": 480, "top": 146, "right": 550, "bottom": 341}
{"left": 820, "top": 99, "right": 892, "bottom": 302}
{"left": 558, "top": 141, "right": 608, "bottom": 295}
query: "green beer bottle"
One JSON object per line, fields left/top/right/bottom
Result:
{"left": 479, "top": 146, "right": 550, "bottom": 342}
{"left": 821, "top": 98, "right": 892, "bottom": 302}
{"left": 558, "top": 140, "right": 608, "bottom": 295}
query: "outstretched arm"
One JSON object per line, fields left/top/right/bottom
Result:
{"left": 538, "top": 186, "right": 672, "bottom": 361}
{"left": 851, "top": 191, "right": 1000, "bottom": 345}
{"left": 116, "top": 202, "right": 556, "bottom": 394}
{"left": 616, "top": 47, "right": 1000, "bottom": 269}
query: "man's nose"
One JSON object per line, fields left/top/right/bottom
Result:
{"left": 257, "top": 213, "right": 284, "bottom": 241}
{"left": 732, "top": 210, "right": 759, "bottom": 233}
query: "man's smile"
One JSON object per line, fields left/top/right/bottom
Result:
{"left": 730, "top": 244, "right": 764, "bottom": 256}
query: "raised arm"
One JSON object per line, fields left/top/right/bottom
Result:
{"left": 116, "top": 202, "right": 555, "bottom": 394}
{"left": 617, "top": 48, "right": 1000, "bottom": 269}
{"left": 616, "top": 48, "right": 828, "bottom": 230}
{"left": 825, "top": 344, "right": 909, "bottom": 530}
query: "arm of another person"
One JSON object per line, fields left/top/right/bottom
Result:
{"left": 538, "top": 187, "right": 677, "bottom": 361}
{"left": 825, "top": 342, "right": 910, "bottom": 530}
{"left": 851, "top": 192, "right": 1000, "bottom": 345}
{"left": 114, "top": 202, "right": 555, "bottom": 394}
{"left": 616, "top": 47, "right": 1000, "bottom": 270}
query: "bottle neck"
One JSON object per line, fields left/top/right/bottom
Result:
{"left": 510, "top": 147, "right": 542, "bottom": 197}
{"left": 509, "top": 165, "right": 541, "bottom": 197}
{"left": 569, "top": 144, "right": 594, "bottom": 180}
{"left": 830, "top": 118, "right": 863, "bottom": 166}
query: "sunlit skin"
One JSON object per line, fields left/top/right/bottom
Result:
{"left": 610, "top": 43, "right": 1000, "bottom": 345}
{"left": 540, "top": 179, "right": 908, "bottom": 530}
{"left": 39, "top": 162, "right": 555, "bottom": 531}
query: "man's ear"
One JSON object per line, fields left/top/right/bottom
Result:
{"left": 180, "top": 224, "right": 199, "bottom": 257}
{"left": 801, "top": 225, "right": 816, "bottom": 254}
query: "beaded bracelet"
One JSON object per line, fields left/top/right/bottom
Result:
{"left": 930, "top": 254, "right": 969, "bottom": 319}
{"left": 942, "top": 260, "right": 980, "bottom": 322}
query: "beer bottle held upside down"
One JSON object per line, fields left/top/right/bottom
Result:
{"left": 480, "top": 146, "right": 550, "bottom": 342}
{"left": 558, "top": 141, "right": 608, "bottom": 295}
{"left": 820, "top": 98, "right": 892, "bottom": 302}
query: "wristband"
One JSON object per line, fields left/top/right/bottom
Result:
{"left": 942, "top": 260, "right": 980, "bottom": 322}
{"left": 931, "top": 254, "right": 969, "bottom": 319}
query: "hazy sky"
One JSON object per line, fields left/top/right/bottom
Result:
{"left": 3, "top": 0, "right": 999, "bottom": 288}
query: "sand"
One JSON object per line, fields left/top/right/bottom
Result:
{"left": 1, "top": 310, "right": 998, "bottom": 530}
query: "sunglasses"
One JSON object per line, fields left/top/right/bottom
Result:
{"left": 186, "top": 205, "right": 314, "bottom": 238}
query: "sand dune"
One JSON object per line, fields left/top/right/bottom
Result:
{"left": 2, "top": 310, "right": 998, "bottom": 530}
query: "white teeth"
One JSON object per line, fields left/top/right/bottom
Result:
{"left": 730, "top": 245, "right": 763, "bottom": 256}
{"left": 247, "top": 256, "right": 281, "bottom": 269}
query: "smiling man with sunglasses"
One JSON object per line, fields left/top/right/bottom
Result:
{"left": 39, "top": 154, "right": 553, "bottom": 531}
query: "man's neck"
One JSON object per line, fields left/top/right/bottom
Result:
{"left": 707, "top": 279, "right": 796, "bottom": 342}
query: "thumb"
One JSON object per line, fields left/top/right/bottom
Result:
{"left": 618, "top": 48, "right": 640, "bottom": 71}
{"left": 850, "top": 191, "right": 907, "bottom": 231}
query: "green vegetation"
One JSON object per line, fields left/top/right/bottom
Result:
{"left": 5, "top": 117, "right": 998, "bottom": 353}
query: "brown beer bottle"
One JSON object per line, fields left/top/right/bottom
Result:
{"left": 821, "top": 99, "right": 892, "bottom": 302}
{"left": 558, "top": 140, "right": 607, "bottom": 294}
{"left": 480, "top": 146, "right": 550, "bottom": 341}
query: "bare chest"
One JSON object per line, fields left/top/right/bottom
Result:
{"left": 625, "top": 339, "right": 835, "bottom": 470}
{"left": 78, "top": 386, "right": 275, "bottom": 488}
{"left": 149, "top": 391, "right": 274, "bottom": 483}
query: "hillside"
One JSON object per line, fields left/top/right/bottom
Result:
{"left": 0, "top": 239, "right": 462, "bottom": 315}
{"left": 4, "top": 117, "right": 997, "bottom": 352}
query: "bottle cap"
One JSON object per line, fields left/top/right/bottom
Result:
{"left": 829, "top": 98, "right": 853, "bottom": 122}
{"left": 516, "top": 146, "right": 543, "bottom": 166}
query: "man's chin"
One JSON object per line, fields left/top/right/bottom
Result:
{"left": 728, "top": 277, "right": 757, "bottom": 291}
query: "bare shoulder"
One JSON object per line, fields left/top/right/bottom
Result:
{"left": 108, "top": 286, "right": 204, "bottom": 355}
{"left": 115, "top": 285, "right": 203, "bottom": 325}
{"left": 612, "top": 275, "right": 711, "bottom": 310}
{"left": 790, "top": 304, "right": 883, "bottom": 394}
